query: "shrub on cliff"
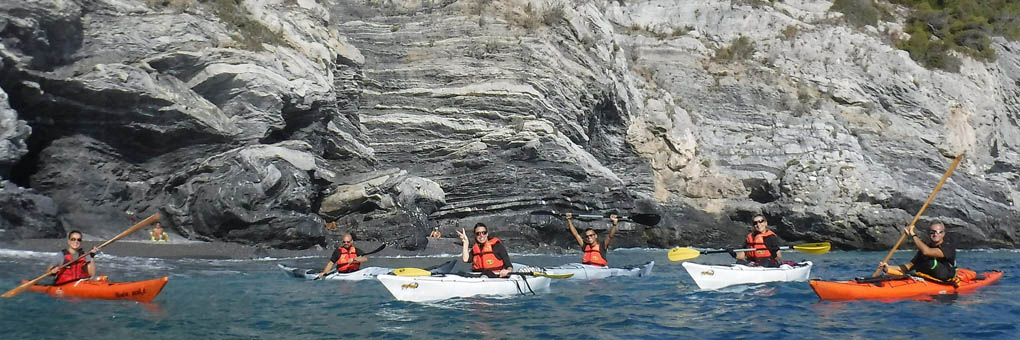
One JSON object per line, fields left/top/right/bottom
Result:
{"left": 713, "top": 36, "right": 755, "bottom": 63}
{"left": 891, "top": 0, "right": 1020, "bottom": 70}
{"left": 830, "top": 0, "right": 883, "bottom": 27}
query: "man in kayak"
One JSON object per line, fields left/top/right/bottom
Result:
{"left": 457, "top": 223, "right": 513, "bottom": 278}
{"left": 879, "top": 222, "right": 957, "bottom": 281}
{"left": 732, "top": 215, "right": 782, "bottom": 266}
{"left": 565, "top": 213, "right": 618, "bottom": 267}
{"left": 316, "top": 233, "right": 368, "bottom": 279}
{"left": 47, "top": 230, "right": 100, "bottom": 285}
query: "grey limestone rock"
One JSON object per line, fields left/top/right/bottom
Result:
{"left": 0, "top": 0, "right": 1016, "bottom": 251}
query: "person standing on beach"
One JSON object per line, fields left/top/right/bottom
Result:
{"left": 150, "top": 222, "right": 169, "bottom": 242}
{"left": 428, "top": 227, "right": 442, "bottom": 238}
{"left": 316, "top": 234, "right": 367, "bottom": 279}
{"left": 457, "top": 223, "right": 513, "bottom": 278}
{"left": 48, "top": 230, "right": 100, "bottom": 285}
{"left": 565, "top": 213, "right": 618, "bottom": 267}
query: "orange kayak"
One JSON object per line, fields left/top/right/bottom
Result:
{"left": 810, "top": 271, "right": 1002, "bottom": 301}
{"left": 26, "top": 277, "right": 169, "bottom": 303}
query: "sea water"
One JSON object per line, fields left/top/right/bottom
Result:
{"left": 0, "top": 248, "right": 1016, "bottom": 339}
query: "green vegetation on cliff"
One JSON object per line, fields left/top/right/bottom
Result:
{"left": 893, "top": 0, "right": 1020, "bottom": 71}
{"left": 833, "top": 0, "right": 1020, "bottom": 72}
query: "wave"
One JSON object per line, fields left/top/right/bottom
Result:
{"left": 0, "top": 248, "right": 58, "bottom": 258}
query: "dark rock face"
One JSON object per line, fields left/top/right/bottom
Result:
{"left": 0, "top": 0, "right": 1016, "bottom": 251}
{"left": 0, "top": 181, "right": 62, "bottom": 240}
{"left": 0, "top": 86, "right": 30, "bottom": 178}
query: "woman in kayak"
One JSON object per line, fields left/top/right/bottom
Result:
{"left": 565, "top": 213, "right": 619, "bottom": 267}
{"left": 47, "top": 230, "right": 100, "bottom": 285}
{"left": 879, "top": 222, "right": 957, "bottom": 281}
{"left": 316, "top": 233, "right": 368, "bottom": 279}
{"left": 458, "top": 223, "right": 513, "bottom": 278}
{"left": 732, "top": 215, "right": 782, "bottom": 267}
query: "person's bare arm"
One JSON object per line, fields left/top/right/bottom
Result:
{"left": 909, "top": 229, "right": 945, "bottom": 258}
{"left": 566, "top": 213, "right": 584, "bottom": 247}
{"left": 317, "top": 262, "right": 335, "bottom": 279}
{"left": 604, "top": 215, "right": 619, "bottom": 250}
{"left": 457, "top": 228, "right": 471, "bottom": 263}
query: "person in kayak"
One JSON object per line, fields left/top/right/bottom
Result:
{"left": 316, "top": 233, "right": 368, "bottom": 279}
{"left": 879, "top": 222, "right": 957, "bottom": 281}
{"left": 457, "top": 223, "right": 513, "bottom": 278}
{"left": 565, "top": 213, "right": 618, "bottom": 267}
{"left": 47, "top": 230, "right": 100, "bottom": 285}
{"left": 732, "top": 215, "right": 782, "bottom": 267}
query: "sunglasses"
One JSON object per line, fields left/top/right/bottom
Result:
{"left": 929, "top": 230, "right": 945, "bottom": 235}
{"left": 753, "top": 220, "right": 766, "bottom": 225}
{"left": 585, "top": 234, "right": 597, "bottom": 238}
{"left": 475, "top": 231, "right": 488, "bottom": 236}
{"left": 68, "top": 238, "right": 82, "bottom": 242}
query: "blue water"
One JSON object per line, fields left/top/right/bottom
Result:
{"left": 0, "top": 248, "right": 1016, "bottom": 339}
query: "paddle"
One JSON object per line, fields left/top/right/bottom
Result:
{"left": 2, "top": 213, "right": 161, "bottom": 298}
{"left": 667, "top": 242, "right": 831, "bottom": 262}
{"left": 871, "top": 153, "right": 964, "bottom": 277}
{"left": 511, "top": 272, "right": 574, "bottom": 279}
{"left": 530, "top": 210, "right": 662, "bottom": 226}
{"left": 391, "top": 267, "right": 574, "bottom": 279}
{"left": 313, "top": 243, "right": 388, "bottom": 280}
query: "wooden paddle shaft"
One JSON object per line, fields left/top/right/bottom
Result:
{"left": 872, "top": 154, "right": 963, "bottom": 277}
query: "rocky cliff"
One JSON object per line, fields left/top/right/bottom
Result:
{"left": 1, "top": 0, "right": 1017, "bottom": 250}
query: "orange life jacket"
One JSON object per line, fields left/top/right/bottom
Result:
{"left": 745, "top": 230, "right": 777, "bottom": 260}
{"left": 336, "top": 246, "right": 360, "bottom": 272}
{"left": 55, "top": 250, "right": 90, "bottom": 285}
{"left": 582, "top": 243, "right": 608, "bottom": 267}
{"left": 471, "top": 237, "right": 505, "bottom": 271}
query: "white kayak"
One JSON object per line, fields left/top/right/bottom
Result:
{"left": 377, "top": 273, "right": 551, "bottom": 302}
{"left": 278, "top": 264, "right": 392, "bottom": 281}
{"left": 682, "top": 261, "right": 813, "bottom": 290}
{"left": 518, "top": 261, "right": 654, "bottom": 280}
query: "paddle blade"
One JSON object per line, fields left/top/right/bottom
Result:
{"left": 792, "top": 242, "right": 831, "bottom": 254}
{"left": 392, "top": 268, "right": 433, "bottom": 277}
{"left": 516, "top": 272, "right": 573, "bottom": 279}
{"left": 667, "top": 247, "right": 702, "bottom": 262}
{"left": 627, "top": 213, "right": 661, "bottom": 226}
{"left": 360, "top": 243, "right": 386, "bottom": 257}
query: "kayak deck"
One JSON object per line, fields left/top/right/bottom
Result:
{"left": 682, "top": 261, "right": 812, "bottom": 290}
{"left": 377, "top": 273, "right": 551, "bottom": 302}
{"left": 522, "top": 261, "right": 655, "bottom": 280}
{"left": 810, "top": 270, "right": 1003, "bottom": 301}
{"left": 26, "top": 276, "right": 169, "bottom": 303}
{"left": 277, "top": 263, "right": 392, "bottom": 281}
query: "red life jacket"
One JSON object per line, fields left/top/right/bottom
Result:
{"left": 55, "top": 249, "right": 90, "bottom": 285}
{"left": 335, "top": 246, "right": 360, "bottom": 272}
{"left": 745, "top": 230, "right": 777, "bottom": 260}
{"left": 582, "top": 243, "right": 608, "bottom": 267}
{"left": 471, "top": 237, "right": 505, "bottom": 271}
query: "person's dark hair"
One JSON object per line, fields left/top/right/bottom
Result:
{"left": 585, "top": 228, "right": 597, "bottom": 235}
{"left": 473, "top": 223, "right": 488, "bottom": 232}
{"left": 67, "top": 230, "right": 82, "bottom": 239}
